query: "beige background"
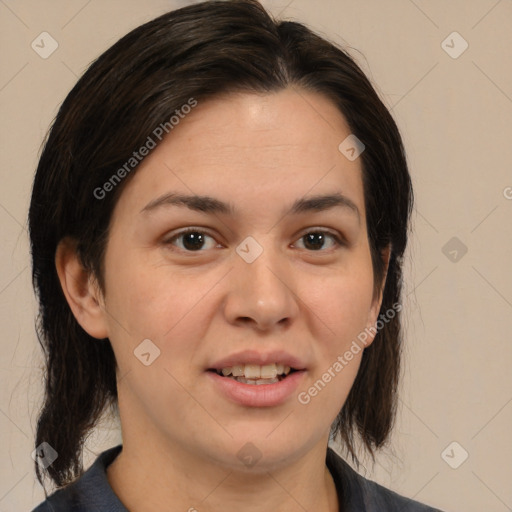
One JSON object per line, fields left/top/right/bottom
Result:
{"left": 1, "top": 0, "right": 511, "bottom": 510}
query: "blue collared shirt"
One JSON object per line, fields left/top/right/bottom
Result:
{"left": 32, "top": 444, "right": 444, "bottom": 511}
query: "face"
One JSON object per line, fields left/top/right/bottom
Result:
{"left": 90, "top": 88, "right": 385, "bottom": 471}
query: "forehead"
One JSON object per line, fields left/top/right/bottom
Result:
{"left": 162, "top": 89, "right": 355, "bottom": 167}
{"left": 112, "top": 88, "right": 366, "bottom": 225}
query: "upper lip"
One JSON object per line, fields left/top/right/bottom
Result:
{"left": 208, "top": 349, "right": 307, "bottom": 371}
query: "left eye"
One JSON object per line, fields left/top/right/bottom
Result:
{"left": 164, "top": 228, "right": 343, "bottom": 252}
{"left": 293, "top": 230, "right": 343, "bottom": 251}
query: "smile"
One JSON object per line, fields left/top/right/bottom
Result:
{"left": 214, "top": 363, "right": 294, "bottom": 384}
{"left": 207, "top": 367, "right": 305, "bottom": 407}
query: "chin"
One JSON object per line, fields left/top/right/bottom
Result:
{"left": 198, "top": 427, "right": 320, "bottom": 473}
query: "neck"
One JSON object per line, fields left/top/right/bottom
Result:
{"left": 106, "top": 435, "right": 339, "bottom": 512}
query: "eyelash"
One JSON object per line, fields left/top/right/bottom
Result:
{"left": 163, "top": 227, "right": 345, "bottom": 253}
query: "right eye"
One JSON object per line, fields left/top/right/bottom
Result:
{"left": 163, "top": 228, "right": 220, "bottom": 252}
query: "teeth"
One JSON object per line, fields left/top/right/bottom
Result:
{"left": 231, "top": 365, "right": 244, "bottom": 377}
{"left": 256, "top": 377, "right": 278, "bottom": 385}
{"left": 218, "top": 363, "right": 293, "bottom": 378}
{"left": 244, "top": 364, "right": 261, "bottom": 379}
{"left": 261, "top": 364, "right": 277, "bottom": 379}
{"left": 234, "top": 377, "right": 279, "bottom": 385}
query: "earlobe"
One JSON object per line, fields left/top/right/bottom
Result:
{"left": 55, "top": 237, "right": 109, "bottom": 339}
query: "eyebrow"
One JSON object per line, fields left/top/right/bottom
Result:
{"left": 140, "top": 191, "right": 360, "bottom": 223}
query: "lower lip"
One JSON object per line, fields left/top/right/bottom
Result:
{"left": 206, "top": 370, "right": 305, "bottom": 407}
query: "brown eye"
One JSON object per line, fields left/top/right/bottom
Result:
{"left": 164, "top": 228, "right": 218, "bottom": 252}
{"left": 294, "top": 230, "right": 344, "bottom": 251}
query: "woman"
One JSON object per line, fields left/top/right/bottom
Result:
{"left": 29, "top": 1, "right": 444, "bottom": 510}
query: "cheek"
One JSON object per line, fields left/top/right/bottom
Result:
{"left": 104, "top": 250, "right": 190, "bottom": 330}
{"left": 296, "top": 268, "right": 372, "bottom": 420}
{"left": 104, "top": 258, "right": 220, "bottom": 368}
{"left": 302, "top": 264, "right": 375, "bottom": 350}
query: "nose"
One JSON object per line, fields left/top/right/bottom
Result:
{"left": 222, "top": 242, "right": 299, "bottom": 332}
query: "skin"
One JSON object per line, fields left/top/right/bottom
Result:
{"left": 56, "top": 88, "right": 389, "bottom": 512}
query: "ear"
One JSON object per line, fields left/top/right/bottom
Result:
{"left": 364, "top": 244, "right": 392, "bottom": 346}
{"left": 55, "top": 237, "right": 109, "bottom": 339}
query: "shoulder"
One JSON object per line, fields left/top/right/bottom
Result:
{"left": 30, "top": 480, "right": 89, "bottom": 512}
{"left": 30, "top": 445, "right": 125, "bottom": 512}
{"left": 326, "top": 447, "right": 445, "bottom": 512}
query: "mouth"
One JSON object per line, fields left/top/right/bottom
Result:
{"left": 206, "top": 350, "right": 307, "bottom": 406}
{"left": 208, "top": 363, "right": 298, "bottom": 385}
{"left": 206, "top": 363, "right": 306, "bottom": 407}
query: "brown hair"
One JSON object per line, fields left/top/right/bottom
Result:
{"left": 29, "top": 0, "right": 413, "bottom": 493}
